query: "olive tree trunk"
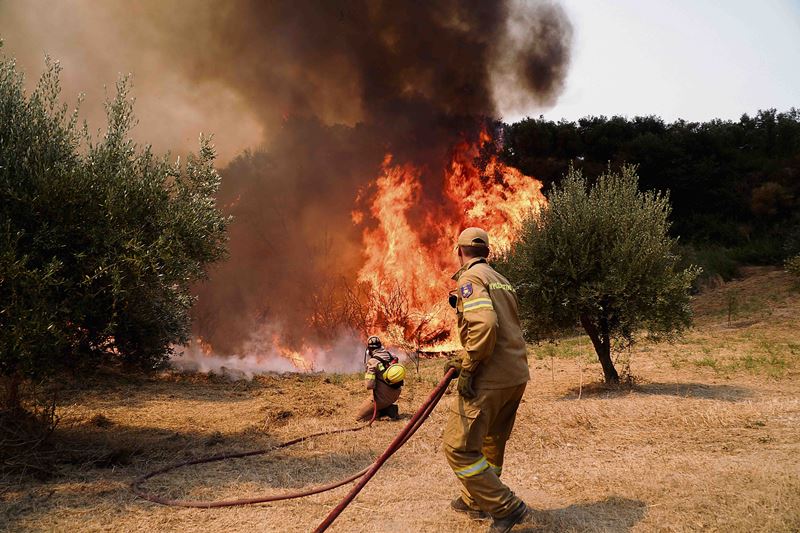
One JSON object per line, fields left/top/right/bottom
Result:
{"left": 580, "top": 314, "right": 620, "bottom": 383}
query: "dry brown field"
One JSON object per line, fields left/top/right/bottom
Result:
{"left": 2, "top": 267, "right": 799, "bottom": 532}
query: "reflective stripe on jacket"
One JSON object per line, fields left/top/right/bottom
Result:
{"left": 364, "top": 350, "right": 402, "bottom": 390}
{"left": 452, "top": 257, "right": 530, "bottom": 389}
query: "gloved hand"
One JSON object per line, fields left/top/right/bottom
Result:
{"left": 444, "top": 355, "right": 462, "bottom": 377}
{"left": 457, "top": 368, "right": 476, "bottom": 399}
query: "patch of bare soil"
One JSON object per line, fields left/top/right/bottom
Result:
{"left": 1, "top": 268, "right": 799, "bottom": 532}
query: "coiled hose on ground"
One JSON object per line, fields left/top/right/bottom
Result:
{"left": 132, "top": 368, "right": 457, "bottom": 532}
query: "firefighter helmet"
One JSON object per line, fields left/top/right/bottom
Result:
{"left": 367, "top": 336, "right": 382, "bottom": 351}
{"left": 383, "top": 363, "right": 406, "bottom": 384}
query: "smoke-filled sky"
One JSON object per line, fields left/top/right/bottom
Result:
{"left": 0, "top": 0, "right": 572, "bottom": 162}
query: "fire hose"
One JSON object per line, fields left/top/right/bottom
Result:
{"left": 132, "top": 368, "right": 458, "bottom": 532}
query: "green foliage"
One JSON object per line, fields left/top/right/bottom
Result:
{"left": 677, "top": 243, "right": 739, "bottom": 283}
{"left": 677, "top": 235, "right": 789, "bottom": 286}
{"left": 502, "top": 111, "right": 800, "bottom": 265}
{"left": 0, "top": 55, "right": 228, "bottom": 392}
{"left": 497, "top": 165, "right": 700, "bottom": 382}
{"left": 692, "top": 352, "right": 791, "bottom": 379}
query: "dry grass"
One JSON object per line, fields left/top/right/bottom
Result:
{"left": 2, "top": 266, "right": 799, "bottom": 532}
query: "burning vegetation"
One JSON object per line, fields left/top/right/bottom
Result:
{"left": 177, "top": 1, "right": 571, "bottom": 372}
{"left": 0, "top": 0, "right": 573, "bottom": 373}
{"left": 184, "top": 128, "right": 549, "bottom": 373}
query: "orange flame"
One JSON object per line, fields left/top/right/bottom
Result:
{"left": 354, "top": 130, "right": 546, "bottom": 349}
{"left": 184, "top": 130, "right": 546, "bottom": 374}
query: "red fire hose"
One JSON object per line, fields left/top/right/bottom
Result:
{"left": 132, "top": 402, "right": 377, "bottom": 507}
{"left": 132, "top": 368, "right": 457, "bottom": 531}
{"left": 314, "top": 367, "right": 456, "bottom": 532}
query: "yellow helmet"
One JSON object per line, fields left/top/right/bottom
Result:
{"left": 383, "top": 363, "right": 406, "bottom": 384}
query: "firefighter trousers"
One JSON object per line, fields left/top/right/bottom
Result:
{"left": 355, "top": 381, "right": 401, "bottom": 421}
{"left": 443, "top": 383, "right": 527, "bottom": 517}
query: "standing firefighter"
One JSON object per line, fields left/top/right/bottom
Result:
{"left": 443, "top": 227, "right": 531, "bottom": 532}
{"left": 355, "top": 336, "right": 406, "bottom": 421}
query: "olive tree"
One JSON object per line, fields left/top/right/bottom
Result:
{"left": 498, "top": 165, "right": 700, "bottom": 383}
{"left": 0, "top": 53, "right": 228, "bottom": 408}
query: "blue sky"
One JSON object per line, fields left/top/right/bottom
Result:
{"left": 501, "top": 0, "right": 800, "bottom": 122}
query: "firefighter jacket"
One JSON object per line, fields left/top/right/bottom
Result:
{"left": 452, "top": 257, "right": 530, "bottom": 389}
{"left": 364, "top": 349, "right": 402, "bottom": 390}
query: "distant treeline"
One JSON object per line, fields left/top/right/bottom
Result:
{"left": 501, "top": 109, "right": 800, "bottom": 271}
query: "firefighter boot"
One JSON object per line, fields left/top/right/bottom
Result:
{"left": 488, "top": 502, "right": 528, "bottom": 533}
{"left": 451, "top": 496, "right": 488, "bottom": 519}
{"left": 378, "top": 404, "right": 400, "bottom": 420}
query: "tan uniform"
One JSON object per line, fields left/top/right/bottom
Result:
{"left": 355, "top": 351, "right": 402, "bottom": 421}
{"left": 443, "top": 256, "right": 530, "bottom": 517}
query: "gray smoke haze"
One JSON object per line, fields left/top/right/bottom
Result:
{"left": 0, "top": 0, "right": 573, "bottom": 358}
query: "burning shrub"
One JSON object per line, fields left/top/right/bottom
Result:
{"left": 0, "top": 54, "right": 227, "bottom": 409}
{"left": 498, "top": 164, "right": 701, "bottom": 383}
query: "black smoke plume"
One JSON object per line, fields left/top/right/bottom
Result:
{"left": 183, "top": 1, "right": 573, "bottom": 353}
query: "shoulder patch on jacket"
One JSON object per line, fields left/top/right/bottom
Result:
{"left": 460, "top": 282, "right": 473, "bottom": 298}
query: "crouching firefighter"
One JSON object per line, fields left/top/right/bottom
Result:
{"left": 355, "top": 336, "right": 406, "bottom": 421}
{"left": 443, "top": 227, "right": 531, "bottom": 533}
